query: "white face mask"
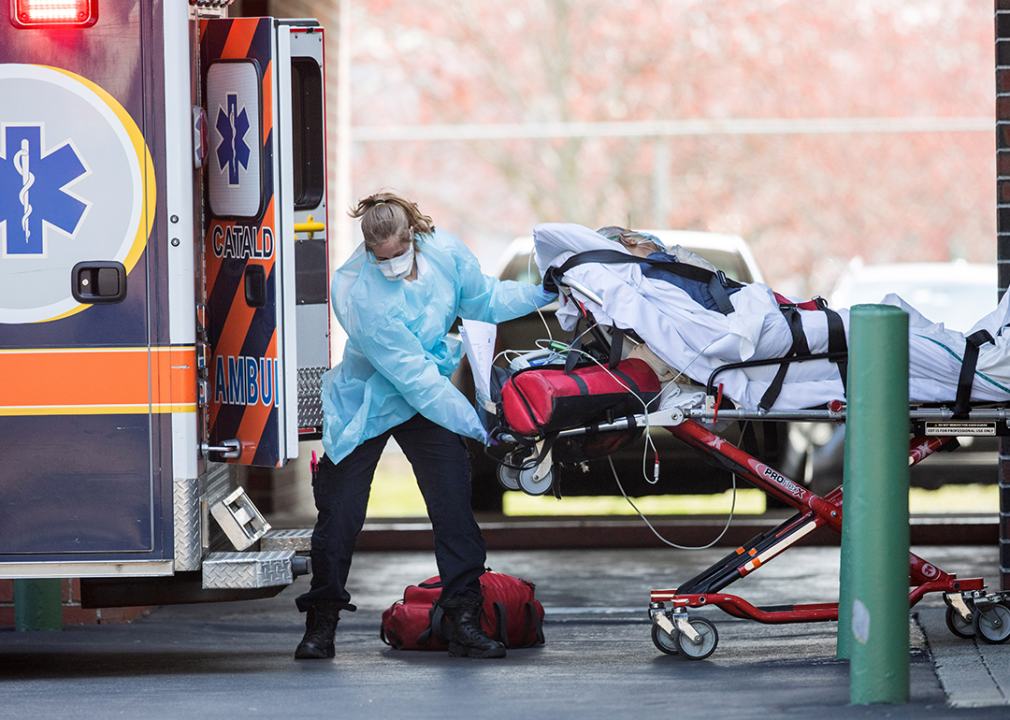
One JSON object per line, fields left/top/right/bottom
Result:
{"left": 374, "top": 244, "right": 415, "bottom": 281}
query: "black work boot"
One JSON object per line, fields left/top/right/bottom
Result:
{"left": 294, "top": 600, "right": 340, "bottom": 659}
{"left": 441, "top": 594, "right": 506, "bottom": 659}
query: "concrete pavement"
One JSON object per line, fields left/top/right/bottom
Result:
{"left": 0, "top": 546, "right": 1008, "bottom": 719}
{"left": 919, "top": 607, "right": 1010, "bottom": 708}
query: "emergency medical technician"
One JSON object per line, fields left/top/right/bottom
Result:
{"left": 295, "top": 192, "right": 556, "bottom": 660}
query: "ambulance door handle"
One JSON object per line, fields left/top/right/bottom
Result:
{"left": 72, "top": 261, "right": 127, "bottom": 304}
{"left": 244, "top": 265, "right": 266, "bottom": 308}
{"left": 294, "top": 216, "right": 325, "bottom": 239}
{"left": 202, "top": 439, "right": 241, "bottom": 459}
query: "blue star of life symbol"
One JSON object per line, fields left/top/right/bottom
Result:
{"left": 0, "top": 124, "right": 89, "bottom": 257}
{"left": 216, "top": 93, "right": 251, "bottom": 186}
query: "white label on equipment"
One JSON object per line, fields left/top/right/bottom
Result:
{"left": 852, "top": 598, "right": 870, "bottom": 645}
{"left": 924, "top": 423, "right": 996, "bottom": 437}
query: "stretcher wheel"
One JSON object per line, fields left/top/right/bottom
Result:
{"left": 944, "top": 604, "right": 975, "bottom": 639}
{"left": 497, "top": 463, "right": 520, "bottom": 491}
{"left": 972, "top": 603, "right": 1010, "bottom": 644}
{"left": 676, "top": 618, "right": 718, "bottom": 660}
{"left": 518, "top": 464, "right": 553, "bottom": 495}
{"left": 651, "top": 624, "right": 679, "bottom": 655}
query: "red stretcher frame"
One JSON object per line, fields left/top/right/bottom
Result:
{"left": 648, "top": 419, "right": 985, "bottom": 624}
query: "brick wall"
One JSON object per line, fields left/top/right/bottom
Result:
{"left": 1, "top": 578, "right": 12, "bottom": 625}
{"left": 997, "top": 0, "right": 1010, "bottom": 592}
{"left": 0, "top": 579, "right": 148, "bottom": 627}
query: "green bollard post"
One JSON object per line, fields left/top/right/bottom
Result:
{"left": 843, "top": 305, "right": 910, "bottom": 705}
{"left": 14, "top": 578, "right": 63, "bottom": 631}
{"left": 836, "top": 397, "right": 855, "bottom": 660}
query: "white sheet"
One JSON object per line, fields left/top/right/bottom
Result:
{"left": 533, "top": 223, "right": 1010, "bottom": 409}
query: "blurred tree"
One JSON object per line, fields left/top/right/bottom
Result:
{"left": 334, "top": 0, "right": 993, "bottom": 290}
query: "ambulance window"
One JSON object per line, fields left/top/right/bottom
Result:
{"left": 291, "top": 58, "right": 324, "bottom": 210}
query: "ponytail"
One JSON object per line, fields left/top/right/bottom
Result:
{"left": 350, "top": 192, "right": 434, "bottom": 252}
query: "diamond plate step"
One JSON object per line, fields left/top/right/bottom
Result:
{"left": 202, "top": 551, "right": 296, "bottom": 589}
{"left": 298, "top": 366, "right": 326, "bottom": 431}
{"left": 261, "top": 528, "right": 313, "bottom": 553}
{"left": 210, "top": 487, "right": 270, "bottom": 551}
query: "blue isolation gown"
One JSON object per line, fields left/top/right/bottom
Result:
{"left": 321, "top": 228, "right": 555, "bottom": 465}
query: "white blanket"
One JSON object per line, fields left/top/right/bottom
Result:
{"left": 534, "top": 223, "right": 1010, "bottom": 410}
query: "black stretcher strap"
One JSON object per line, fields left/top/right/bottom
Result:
{"left": 554, "top": 249, "right": 743, "bottom": 315}
{"left": 751, "top": 302, "right": 849, "bottom": 411}
{"left": 609, "top": 327, "right": 625, "bottom": 369}
{"left": 565, "top": 316, "right": 583, "bottom": 375}
{"left": 823, "top": 306, "right": 848, "bottom": 394}
{"left": 707, "top": 274, "right": 735, "bottom": 315}
{"left": 953, "top": 329, "right": 994, "bottom": 419}
{"left": 759, "top": 307, "right": 810, "bottom": 411}
{"left": 563, "top": 305, "right": 614, "bottom": 375}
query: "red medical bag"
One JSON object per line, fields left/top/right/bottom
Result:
{"left": 500, "top": 358, "right": 660, "bottom": 437}
{"left": 380, "top": 571, "right": 545, "bottom": 651}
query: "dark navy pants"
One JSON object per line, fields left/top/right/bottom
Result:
{"left": 295, "top": 413, "right": 486, "bottom": 613}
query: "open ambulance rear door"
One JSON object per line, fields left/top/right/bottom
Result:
{"left": 200, "top": 15, "right": 330, "bottom": 469}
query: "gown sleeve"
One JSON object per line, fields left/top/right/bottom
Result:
{"left": 347, "top": 300, "right": 488, "bottom": 442}
{"left": 450, "top": 234, "right": 556, "bottom": 323}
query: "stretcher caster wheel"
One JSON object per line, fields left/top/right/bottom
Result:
{"left": 497, "top": 463, "right": 520, "bottom": 491}
{"left": 972, "top": 602, "right": 1010, "bottom": 644}
{"left": 651, "top": 624, "right": 679, "bottom": 655}
{"left": 518, "top": 465, "right": 553, "bottom": 495}
{"left": 945, "top": 604, "right": 975, "bottom": 639}
{"left": 675, "top": 618, "right": 718, "bottom": 660}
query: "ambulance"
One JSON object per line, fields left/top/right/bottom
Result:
{"left": 0, "top": 0, "right": 327, "bottom": 606}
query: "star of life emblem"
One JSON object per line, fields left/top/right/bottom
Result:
{"left": 215, "top": 93, "right": 251, "bottom": 187}
{"left": 206, "top": 61, "right": 262, "bottom": 218}
{"left": 0, "top": 124, "right": 90, "bottom": 258}
{"left": 0, "top": 63, "right": 150, "bottom": 324}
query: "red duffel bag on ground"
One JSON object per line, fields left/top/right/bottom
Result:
{"left": 380, "top": 571, "right": 546, "bottom": 651}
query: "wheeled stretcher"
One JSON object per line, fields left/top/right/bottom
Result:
{"left": 484, "top": 226, "right": 1010, "bottom": 659}
{"left": 647, "top": 403, "right": 1010, "bottom": 659}
{"left": 493, "top": 365, "right": 1010, "bottom": 659}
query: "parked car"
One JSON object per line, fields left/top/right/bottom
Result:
{"left": 795, "top": 259, "right": 1000, "bottom": 496}
{"left": 454, "top": 230, "right": 806, "bottom": 511}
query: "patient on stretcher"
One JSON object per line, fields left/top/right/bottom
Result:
{"left": 533, "top": 223, "right": 1010, "bottom": 412}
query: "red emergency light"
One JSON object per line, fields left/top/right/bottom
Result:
{"left": 10, "top": 0, "right": 97, "bottom": 28}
